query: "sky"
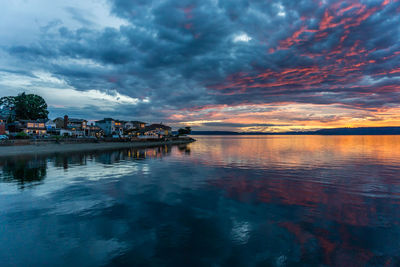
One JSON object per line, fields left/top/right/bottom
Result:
{"left": 0, "top": 0, "right": 399, "bottom": 132}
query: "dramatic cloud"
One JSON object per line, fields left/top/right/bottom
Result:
{"left": 0, "top": 0, "right": 399, "bottom": 131}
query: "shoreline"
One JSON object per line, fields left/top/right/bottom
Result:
{"left": 0, "top": 138, "right": 195, "bottom": 158}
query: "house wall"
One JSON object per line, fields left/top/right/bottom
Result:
{"left": 27, "top": 122, "right": 45, "bottom": 128}
{"left": 68, "top": 121, "right": 87, "bottom": 129}
{"left": 22, "top": 122, "right": 47, "bottom": 136}
{"left": 96, "top": 120, "right": 124, "bottom": 136}
{"left": 114, "top": 122, "right": 123, "bottom": 135}
{"left": 60, "top": 129, "right": 73, "bottom": 136}
{"left": 96, "top": 121, "right": 113, "bottom": 135}
{"left": 54, "top": 119, "right": 64, "bottom": 129}
{"left": 126, "top": 122, "right": 146, "bottom": 130}
{"left": 124, "top": 122, "right": 134, "bottom": 129}
{"left": 24, "top": 129, "right": 47, "bottom": 135}
{"left": 0, "top": 124, "right": 5, "bottom": 135}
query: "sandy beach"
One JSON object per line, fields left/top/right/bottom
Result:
{"left": 0, "top": 139, "right": 195, "bottom": 158}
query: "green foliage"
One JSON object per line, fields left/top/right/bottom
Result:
{"left": 1, "top": 93, "right": 49, "bottom": 121}
{"left": 16, "top": 132, "right": 28, "bottom": 137}
{"left": 0, "top": 96, "right": 16, "bottom": 108}
{"left": 178, "top": 126, "right": 192, "bottom": 136}
{"left": 16, "top": 132, "right": 29, "bottom": 139}
{"left": 0, "top": 96, "right": 16, "bottom": 121}
{"left": 14, "top": 93, "right": 49, "bottom": 120}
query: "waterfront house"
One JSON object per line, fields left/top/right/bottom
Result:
{"left": 20, "top": 120, "right": 47, "bottom": 136}
{"left": 54, "top": 115, "right": 88, "bottom": 136}
{"left": 68, "top": 118, "right": 88, "bottom": 130}
{"left": 124, "top": 121, "right": 134, "bottom": 130}
{"left": 125, "top": 121, "right": 146, "bottom": 130}
{"left": 86, "top": 124, "right": 104, "bottom": 138}
{"left": 134, "top": 121, "right": 147, "bottom": 129}
{"left": 123, "top": 121, "right": 147, "bottom": 136}
{"left": 142, "top": 124, "right": 172, "bottom": 138}
{"left": 54, "top": 116, "right": 87, "bottom": 130}
{"left": 95, "top": 118, "right": 123, "bottom": 136}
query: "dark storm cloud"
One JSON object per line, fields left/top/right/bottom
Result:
{"left": 1, "top": 0, "right": 400, "bottom": 126}
{"left": 208, "top": 0, "right": 400, "bottom": 109}
{"left": 0, "top": 68, "right": 37, "bottom": 78}
{"left": 50, "top": 101, "right": 155, "bottom": 121}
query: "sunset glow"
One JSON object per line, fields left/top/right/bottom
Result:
{"left": 0, "top": 0, "right": 399, "bottom": 131}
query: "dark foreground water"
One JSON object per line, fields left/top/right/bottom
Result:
{"left": 1, "top": 136, "right": 400, "bottom": 266}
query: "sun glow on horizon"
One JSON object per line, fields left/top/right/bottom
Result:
{"left": 171, "top": 102, "right": 400, "bottom": 132}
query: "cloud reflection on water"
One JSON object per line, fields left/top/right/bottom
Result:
{"left": 0, "top": 137, "right": 400, "bottom": 266}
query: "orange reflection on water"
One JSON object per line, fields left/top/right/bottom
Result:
{"left": 190, "top": 136, "right": 400, "bottom": 226}
{"left": 190, "top": 135, "right": 400, "bottom": 170}
{"left": 189, "top": 135, "right": 400, "bottom": 266}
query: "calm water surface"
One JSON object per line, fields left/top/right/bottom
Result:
{"left": 1, "top": 136, "right": 400, "bottom": 266}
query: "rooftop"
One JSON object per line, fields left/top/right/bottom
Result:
{"left": 68, "top": 118, "right": 87, "bottom": 123}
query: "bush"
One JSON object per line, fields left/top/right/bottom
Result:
{"left": 16, "top": 132, "right": 29, "bottom": 139}
{"left": 178, "top": 126, "right": 192, "bottom": 136}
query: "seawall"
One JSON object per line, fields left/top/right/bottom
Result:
{"left": 0, "top": 138, "right": 195, "bottom": 158}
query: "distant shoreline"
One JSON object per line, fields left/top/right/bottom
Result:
{"left": 0, "top": 138, "right": 195, "bottom": 158}
{"left": 189, "top": 127, "right": 400, "bottom": 136}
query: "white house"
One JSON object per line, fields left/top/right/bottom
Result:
{"left": 95, "top": 118, "right": 123, "bottom": 136}
{"left": 59, "top": 129, "right": 73, "bottom": 136}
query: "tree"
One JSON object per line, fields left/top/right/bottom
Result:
{"left": 0, "top": 96, "right": 16, "bottom": 108}
{"left": 1, "top": 93, "right": 49, "bottom": 121}
{"left": 14, "top": 93, "right": 49, "bottom": 120}
{"left": 0, "top": 96, "right": 16, "bottom": 121}
{"left": 178, "top": 126, "right": 192, "bottom": 136}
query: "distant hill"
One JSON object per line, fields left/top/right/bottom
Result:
{"left": 189, "top": 127, "right": 400, "bottom": 135}
{"left": 312, "top": 127, "right": 400, "bottom": 135}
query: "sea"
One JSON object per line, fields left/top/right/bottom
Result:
{"left": 1, "top": 135, "right": 400, "bottom": 266}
